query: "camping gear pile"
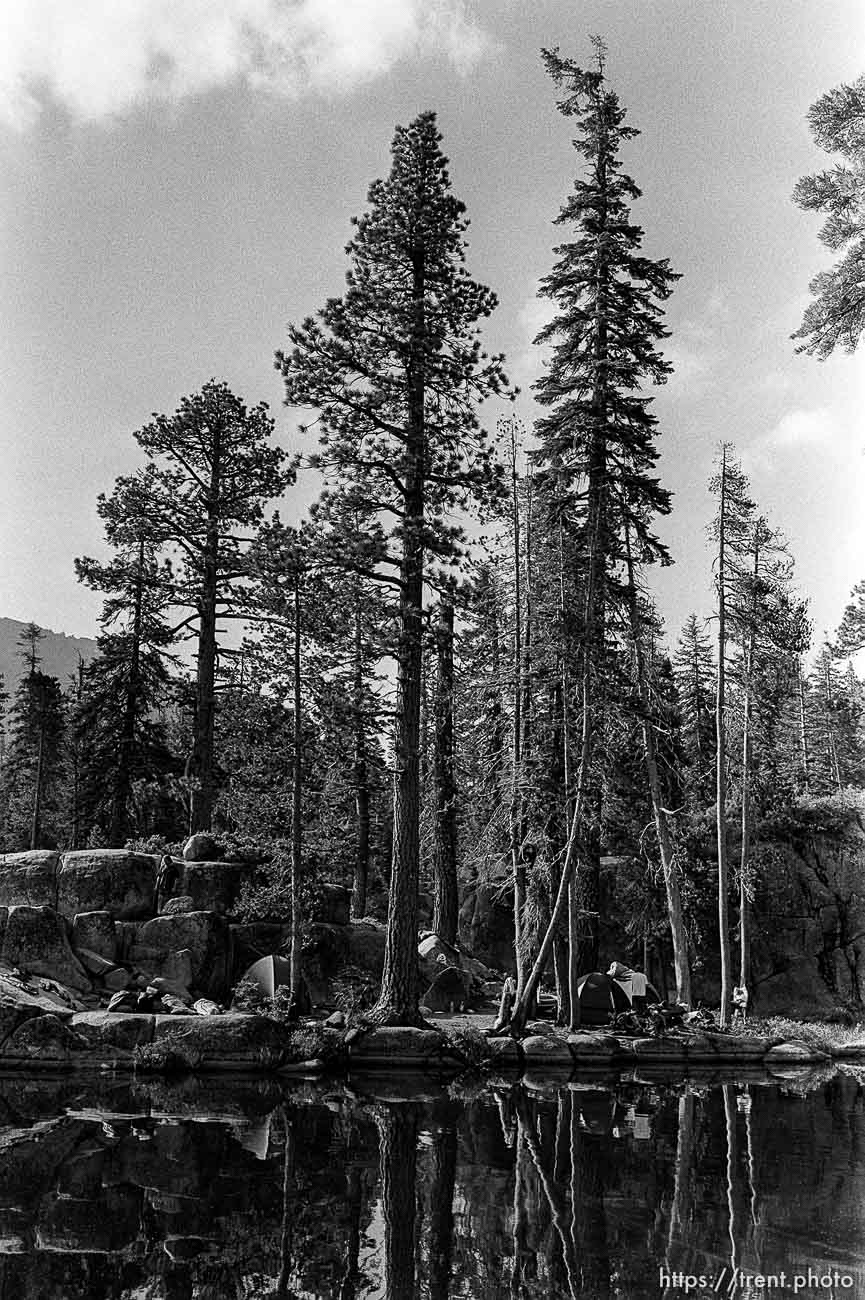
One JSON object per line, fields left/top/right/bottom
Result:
{"left": 568, "top": 963, "right": 686, "bottom": 1033}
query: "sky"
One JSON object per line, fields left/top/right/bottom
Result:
{"left": 1, "top": 0, "right": 864, "bottom": 656}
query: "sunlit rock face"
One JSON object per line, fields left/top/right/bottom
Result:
{"left": 0, "top": 852, "right": 60, "bottom": 909}
{"left": 182, "top": 833, "right": 223, "bottom": 863}
{"left": 1, "top": 905, "right": 90, "bottom": 992}
{"left": 57, "top": 851, "right": 157, "bottom": 921}
{"left": 130, "top": 912, "right": 232, "bottom": 1000}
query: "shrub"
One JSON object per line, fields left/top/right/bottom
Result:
{"left": 132, "top": 1039, "right": 201, "bottom": 1074}
{"left": 443, "top": 1024, "right": 492, "bottom": 1070}
{"left": 332, "top": 965, "right": 376, "bottom": 1021}
{"left": 270, "top": 985, "right": 301, "bottom": 1024}
{"left": 284, "top": 1022, "right": 344, "bottom": 1065}
{"left": 231, "top": 976, "right": 270, "bottom": 1014}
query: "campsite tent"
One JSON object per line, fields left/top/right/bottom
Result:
{"left": 575, "top": 972, "right": 631, "bottom": 1024}
{"left": 607, "top": 961, "right": 661, "bottom": 1006}
{"left": 241, "top": 954, "right": 292, "bottom": 998}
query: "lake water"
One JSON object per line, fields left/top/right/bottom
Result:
{"left": 0, "top": 1065, "right": 862, "bottom": 1299}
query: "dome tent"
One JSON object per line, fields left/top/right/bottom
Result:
{"left": 574, "top": 971, "right": 632, "bottom": 1024}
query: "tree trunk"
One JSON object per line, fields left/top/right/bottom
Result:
{"left": 338, "top": 1165, "right": 363, "bottom": 1300}
{"left": 289, "top": 567, "right": 303, "bottom": 1015}
{"left": 716, "top": 446, "right": 732, "bottom": 1028}
{"left": 29, "top": 681, "right": 45, "bottom": 851}
{"left": 738, "top": 533, "right": 761, "bottom": 999}
{"left": 428, "top": 1121, "right": 457, "bottom": 1300}
{"left": 567, "top": 877, "right": 581, "bottom": 1030}
{"left": 371, "top": 241, "right": 426, "bottom": 1026}
{"left": 432, "top": 599, "right": 458, "bottom": 944}
{"left": 511, "top": 662, "right": 593, "bottom": 1034}
{"left": 69, "top": 658, "right": 84, "bottom": 850}
{"left": 277, "top": 1108, "right": 295, "bottom": 1297}
{"left": 511, "top": 1112, "right": 528, "bottom": 1295}
{"left": 110, "top": 538, "right": 145, "bottom": 847}
{"left": 509, "top": 426, "right": 527, "bottom": 1004}
{"left": 511, "top": 94, "right": 609, "bottom": 1035}
{"left": 486, "top": 576, "right": 507, "bottom": 813}
{"left": 377, "top": 1105, "right": 418, "bottom": 1300}
{"left": 624, "top": 533, "right": 691, "bottom": 1004}
{"left": 739, "top": 675, "right": 752, "bottom": 997}
{"left": 665, "top": 1092, "right": 695, "bottom": 1279}
{"left": 798, "top": 660, "right": 811, "bottom": 792}
{"left": 515, "top": 1090, "right": 579, "bottom": 1299}
{"left": 351, "top": 595, "right": 370, "bottom": 921}
{"left": 570, "top": 1095, "right": 611, "bottom": 1300}
{"left": 556, "top": 528, "right": 574, "bottom": 1029}
{"left": 192, "top": 424, "right": 222, "bottom": 833}
{"left": 723, "top": 1084, "right": 738, "bottom": 1278}
{"left": 823, "top": 652, "right": 843, "bottom": 791}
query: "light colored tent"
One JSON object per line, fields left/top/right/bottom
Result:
{"left": 241, "top": 954, "right": 292, "bottom": 998}
{"left": 607, "top": 961, "right": 661, "bottom": 1005}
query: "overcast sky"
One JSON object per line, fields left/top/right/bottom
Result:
{"left": 1, "top": 0, "right": 863, "bottom": 656}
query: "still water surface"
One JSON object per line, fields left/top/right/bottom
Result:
{"left": 0, "top": 1066, "right": 861, "bottom": 1299}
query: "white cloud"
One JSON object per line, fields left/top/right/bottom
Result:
{"left": 662, "top": 288, "right": 730, "bottom": 394}
{"left": 763, "top": 408, "right": 836, "bottom": 448}
{"left": 508, "top": 289, "right": 554, "bottom": 395}
{"left": 742, "top": 406, "right": 838, "bottom": 473}
{"left": 0, "top": 0, "right": 492, "bottom": 129}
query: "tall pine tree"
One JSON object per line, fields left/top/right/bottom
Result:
{"left": 127, "top": 381, "right": 291, "bottom": 832}
{"left": 511, "top": 43, "right": 679, "bottom": 1028}
{"left": 277, "top": 113, "right": 508, "bottom": 1024}
{"left": 75, "top": 468, "right": 177, "bottom": 845}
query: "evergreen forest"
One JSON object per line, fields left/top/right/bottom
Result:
{"left": 3, "top": 48, "right": 865, "bottom": 1033}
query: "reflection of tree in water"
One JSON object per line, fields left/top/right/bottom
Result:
{"left": 0, "top": 1075, "right": 862, "bottom": 1298}
{"left": 374, "top": 1102, "right": 418, "bottom": 1300}
{"left": 426, "top": 1116, "right": 458, "bottom": 1300}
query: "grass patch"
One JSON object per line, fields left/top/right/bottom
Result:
{"left": 739, "top": 1016, "right": 865, "bottom": 1052}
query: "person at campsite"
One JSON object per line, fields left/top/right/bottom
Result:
{"left": 608, "top": 960, "right": 650, "bottom": 1011}
{"left": 156, "top": 854, "right": 180, "bottom": 913}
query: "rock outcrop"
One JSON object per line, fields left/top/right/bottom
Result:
{"left": 57, "top": 850, "right": 157, "bottom": 921}
{"left": 182, "top": 833, "right": 223, "bottom": 863}
{"left": 1, "top": 906, "right": 91, "bottom": 993}
{"left": 71, "top": 911, "right": 117, "bottom": 962}
{"left": 130, "top": 912, "right": 232, "bottom": 1000}
{"left": 0, "top": 851, "right": 59, "bottom": 908}
{"left": 749, "top": 803, "right": 865, "bottom": 1015}
{"left": 180, "top": 861, "right": 249, "bottom": 914}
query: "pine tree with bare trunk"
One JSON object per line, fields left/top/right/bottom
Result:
{"left": 277, "top": 113, "right": 508, "bottom": 1025}
{"left": 509, "top": 42, "right": 678, "bottom": 1033}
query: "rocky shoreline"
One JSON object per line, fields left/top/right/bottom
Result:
{"left": 0, "top": 1004, "right": 860, "bottom": 1075}
{"left": 1, "top": 845, "right": 862, "bottom": 1078}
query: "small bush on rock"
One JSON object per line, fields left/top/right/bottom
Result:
{"left": 231, "top": 977, "right": 269, "bottom": 1014}
{"left": 285, "top": 1022, "right": 343, "bottom": 1065}
{"left": 270, "top": 986, "right": 301, "bottom": 1023}
{"left": 132, "top": 1040, "right": 202, "bottom": 1074}
{"left": 443, "top": 1024, "right": 492, "bottom": 1070}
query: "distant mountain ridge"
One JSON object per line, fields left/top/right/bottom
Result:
{"left": 0, "top": 617, "right": 97, "bottom": 693}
